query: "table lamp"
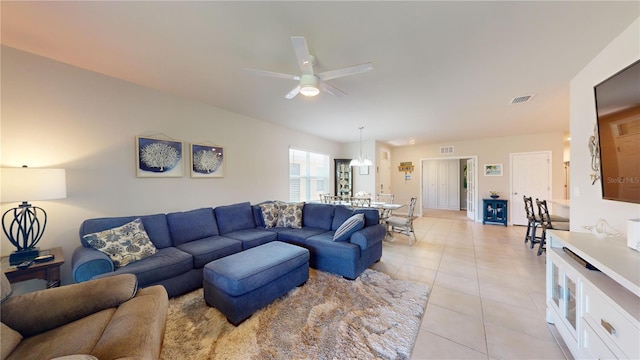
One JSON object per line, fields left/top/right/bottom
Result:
{"left": 1, "top": 166, "right": 66, "bottom": 265}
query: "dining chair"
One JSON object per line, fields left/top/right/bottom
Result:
{"left": 376, "top": 193, "right": 395, "bottom": 204}
{"left": 350, "top": 197, "right": 371, "bottom": 207}
{"left": 523, "top": 196, "right": 541, "bottom": 248}
{"left": 324, "top": 195, "right": 342, "bottom": 204}
{"left": 386, "top": 197, "right": 418, "bottom": 245}
{"left": 535, "top": 199, "right": 570, "bottom": 256}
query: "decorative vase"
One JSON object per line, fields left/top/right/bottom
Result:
{"left": 490, "top": 195, "right": 499, "bottom": 199}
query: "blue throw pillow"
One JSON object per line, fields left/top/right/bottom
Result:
{"left": 333, "top": 213, "right": 365, "bottom": 242}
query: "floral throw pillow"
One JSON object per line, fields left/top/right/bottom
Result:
{"left": 259, "top": 202, "right": 281, "bottom": 228}
{"left": 276, "top": 202, "right": 304, "bottom": 229}
{"left": 83, "top": 218, "right": 157, "bottom": 268}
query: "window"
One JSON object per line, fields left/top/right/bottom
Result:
{"left": 289, "top": 148, "right": 329, "bottom": 202}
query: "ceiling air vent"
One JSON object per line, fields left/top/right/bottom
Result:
{"left": 440, "top": 146, "right": 454, "bottom": 154}
{"left": 510, "top": 95, "right": 535, "bottom": 104}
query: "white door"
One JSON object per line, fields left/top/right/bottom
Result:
{"left": 424, "top": 159, "right": 460, "bottom": 210}
{"left": 377, "top": 150, "right": 391, "bottom": 194}
{"left": 466, "top": 158, "right": 475, "bottom": 220}
{"left": 510, "top": 151, "right": 552, "bottom": 225}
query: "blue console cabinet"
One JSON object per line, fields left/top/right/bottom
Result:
{"left": 483, "top": 198, "right": 508, "bottom": 226}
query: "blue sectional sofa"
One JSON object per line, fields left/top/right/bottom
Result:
{"left": 72, "top": 201, "right": 385, "bottom": 297}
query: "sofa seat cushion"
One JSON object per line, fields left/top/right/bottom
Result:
{"left": 6, "top": 309, "right": 115, "bottom": 360}
{"left": 167, "top": 208, "right": 219, "bottom": 246}
{"left": 274, "top": 227, "right": 327, "bottom": 243}
{"left": 176, "top": 236, "right": 242, "bottom": 268}
{"left": 221, "top": 229, "right": 276, "bottom": 250}
{"left": 204, "top": 241, "right": 309, "bottom": 296}
{"left": 305, "top": 234, "right": 360, "bottom": 261}
{"left": 92, "top": 248, "right": 192, "bottom": 287}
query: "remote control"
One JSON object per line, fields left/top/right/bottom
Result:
{"left": 34, "top": 254, "right": 55, "bottom": 263}
{"left": 17, "top": 260, "right": 34, "bottom": 269}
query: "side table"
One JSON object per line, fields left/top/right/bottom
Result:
{"left": 1, "top": 247, "right": 65, "bottom": 288}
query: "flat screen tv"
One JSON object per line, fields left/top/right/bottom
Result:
{"left": 594, "top": 59, "right": 640, "bottom": 204}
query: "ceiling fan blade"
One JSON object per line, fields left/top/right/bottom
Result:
{"left": 317, "top": 63, "right": 373, "bottom": 81}
{"left": 290, "top": 36, "right": 314, "bottom": 75}
{"left": 245, "top": 68, "right": 300, "bottom": 81}
{"left": 285, "top": 85, "right": 301, "bottom": 99}
{"left": 320, "top": 81, "right": 347, "bottom": 97}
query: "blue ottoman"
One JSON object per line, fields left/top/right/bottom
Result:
{"left": 203, "top": 241, "right": 309, "bottom": 325}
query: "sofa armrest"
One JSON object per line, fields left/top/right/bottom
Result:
{"left": 72, "top": 246, "right": 114, "bottom": 282}
{"left": 1, "top": 274, "right": 138, "bottom": 337}
{"left": 350, "top": 224, "right": 385, "bottom": 250}
{"left": 90, "top": 285, "right": 168, "bottom": 360}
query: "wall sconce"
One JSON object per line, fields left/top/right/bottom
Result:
{"left": 1, "top": 166, "right": 67, "bottom": 265}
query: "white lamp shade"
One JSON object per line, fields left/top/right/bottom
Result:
{"left": 1, "top": 168, "right": 67, "bottom": 203}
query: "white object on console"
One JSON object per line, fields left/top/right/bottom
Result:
{"left": 628, "top": 218, "right": 640, "bottom": 251}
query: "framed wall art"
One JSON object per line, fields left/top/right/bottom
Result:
{"left": 359, "top": 166, "right": 370, "bottom": 175}
{"left": 190, "top": 142, "right": 224, "bottom": 178}
{"left": 483, "top": 163, "right": 503, "bottom": 176}
{"left": 136, "top": 135, "right": 184, "bottom": 177}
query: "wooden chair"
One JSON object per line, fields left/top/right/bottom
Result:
{"left": 323, "top": 195, "right": 343, "bottom": 204}
{"left": 350, "top": 197, "right": 371, "bottom": 207}
{"left": 376, "top": 193, "right": 395, "bottom": 204}
{"left": 523, "top": 195, "right": 542, "bottom": 248}
{"left": 386, "top": 197, "right": 418, "bottom": 245}
{"left": 536, "top": 199, "right": 570, "bottom": 256}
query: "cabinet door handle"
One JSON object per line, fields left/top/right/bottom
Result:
{"left": 601, "top": 319, "right": 616, "bottom": 335}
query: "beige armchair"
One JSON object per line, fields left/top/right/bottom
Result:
{"left": 1, "top": 273, "right": 168, "bottom": 360}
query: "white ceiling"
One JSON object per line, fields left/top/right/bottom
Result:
{"left": 2, "top": 1, "right": 638, "bottom": 145}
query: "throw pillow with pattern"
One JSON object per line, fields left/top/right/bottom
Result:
{"left": 333, "top": 213, "right": 365, "bottom": 242}
{"left": 83, "top": 218, "right": 157, "bottom": 268}
{"left": 276, "top": 202, "right": 304, "bottom": 229}
{"left": 259, "top": 202, "right": 281, "bottom": 228}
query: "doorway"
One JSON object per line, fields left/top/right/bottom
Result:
{"left": 421, "top": 156, "right": 477, "bottom": 221}
{"left": 509, "top": 151, "right": 552, "bottom": 226}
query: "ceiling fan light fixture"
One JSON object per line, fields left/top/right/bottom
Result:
{"left": 299, "top": 74, "right": 319, "bottom": 97}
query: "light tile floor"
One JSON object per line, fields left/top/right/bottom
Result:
{"left": 370, "top": 215, "right": 573, "bottom": 360}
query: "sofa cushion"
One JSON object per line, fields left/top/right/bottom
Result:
{"left": 354, "top": 208, "right": 381, "bottom": 227}
{"left": 305, "top": 235, "right": 360, "bottom": 261}
{"left": 92, "top": 247, "right": 192, "bottom": 287}
{"left": 167, "top": 207, "right": 219, "bottom": 246}
{"left": 331, "top": 205, "right": 355, "bottom": 231}
{"left": 222, "top": 229, "right": 277, "bottom": 250}
{"left": 258, "top": 202, "right": 280, "bottom": 228}
{"left": 80, "top": 214, "right": 172, "bottom": 249}
{"left": 1, "top": 322, "right": 22, "bottom": 359}
{"left": 302, "top": 203, "right": 335, "bottom": 230}
{"left": 215, "top": 202, "right": 256, "bottom": 234}
{"left": 274, "top": 227, "right": 327, "bottom": 244}
{"left": 7, "top": 309, "right": 115, "bottom": 360}
{"left": 276, "top": 202, "right": 304, "bottom": 228}
{"left": 83, "top": 219, "right": 157, "bottom": 268}
{"left": 176, "top": 236, "right": 243, "bottom": 268}
{"left": 333, "top": 213, "right": 365, "bottom": 242}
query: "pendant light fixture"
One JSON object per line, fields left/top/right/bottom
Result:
{"left": 350, "top": 127, "right": 373, "bottom": 167}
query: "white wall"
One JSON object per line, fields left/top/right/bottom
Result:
{"left": 569, "top": 18, "right": 640, "bottom": 233}
{"left": 390, "top": 132, "right": 566, "bottom": 220}
{"left": 0, "top": 46, "right": 342, "bottom": 286}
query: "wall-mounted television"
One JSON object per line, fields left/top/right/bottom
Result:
{"left": 594, "top": 59, "right": 640, "bottom": 204}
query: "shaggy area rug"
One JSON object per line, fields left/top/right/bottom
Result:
{"left": 160, "top": 268, "right": 429, "bottom": 360}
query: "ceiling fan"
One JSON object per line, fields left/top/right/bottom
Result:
{"left": 246, "top": 36, "right": 373, "bottom": 99}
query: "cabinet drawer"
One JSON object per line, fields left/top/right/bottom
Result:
{"left": 582, "top": 321, "right": 617, "bottom": 360}
{"left": 582, "top": 283, "right": 640, "bottom": 359}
